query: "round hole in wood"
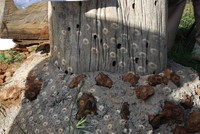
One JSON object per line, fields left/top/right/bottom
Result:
{"left": 154, "top": 1, "right": 157, "bottom": 6}
{"left": 100, "top": 39, "right": 103, "bottom": 43}
{"left": 65, "top": 70, "right": 68, "bottom": 74}
{"left": 93, "top": 35, "right": 98, "bottom": 39}
{"left": 117, "top": 43, "right": 122, "bottom": 49}
{"left": 146, "top": 59, "right": 148, "bottom": 65}
{"left": 112, "top": 61, "right": 116, "bottom": 66}
{"left": 146, "top": 42, "right": 149, "bottom": 48}
{"left": 135, "top": 57, "right": 139, "bottom": 63}
{"left": 132, "top": 3, "right": 135, "bottom": 9}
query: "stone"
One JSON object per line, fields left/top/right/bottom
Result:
{"left": 120, "top": 102, "right": 130, "bottom": 120}
{"left": 5, "top": 68, "right": 14, "bottom": 76}
{"left": 149, "top": 101, "right": 184, "bottom": 129}
{"left": 0, "top": 78, "right": 4, "bottom": 86}
{"left": 24, "top": 75, "right": 42, "bottom": 101}
{"left": 160, "top": 101, "right": 184, "bottom": 123}
{"left": 180, "top": 93, "right": 194, "bottom": 109}
{"left": 0, "top": 63, "right": 8, "bottom": 75}
{"left": 0, "top": 75, "right": 5, "bottom": 80}
{"left": 163, "top": 69, "right": 172, "bottom": 79}
{"left": 95, "top": 72, "right": 113, "bottom": 88}
{"left": 76, "top": 92, "right": 98, "bottom": 120}
{"left": 5, "top": 76, "right": 12, "bottom": 82}
{"left": 162, "top": 77, "right": 169, "bottom": 85}
{"left": 164, "top": 69, "right": 180, "bottom": 87}
{"left": 68, "top": 74, "right": 86, "bottom": 89}
{"left": 13, "top": 47, "right": 29, "bottom": 53}
{"left": 36, "top": 43, "right": 50, "bottom": 54}
{"left": 0, "top": 85, "right": 23, "bottom": 108}
{"left": 185, "top": 112, "right": 200, "bottom": 133}
{"left": 147, "top": 74, "right": 168, "bottom": 86}
{"left": 122, "top": 73, "right": 140, "bottom": 86}
{"left": 0, "top": 74, "right": 5, "bottom": 84}
{"left": 173, "top": 126, "right": 187, "bottom": 134}
{"left": 195, "top": 88, "right": 200, "bottom": 96}
{"left": 148, "top": 114, "right": 163, "bottom": 129}
{"left": 170, "top": 73, "right": 181, "bottom": 87}
{"left": 4, "top": 72, "right": 12, "bottom": 77}
{"left": 135, "top": 85, "right": 154, "bottom": 100}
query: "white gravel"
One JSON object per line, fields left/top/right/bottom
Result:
{"left": 0, "top": 55, "right": 200, "bottom": 134}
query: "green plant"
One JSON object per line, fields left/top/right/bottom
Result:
{"left": 76, "top": 117, "right": 92, "bottom": 134}
{"left": 67, "top": 81, "right": 92, "bottom": 134}
{"left": 0, "top": 50, "right": 25, "bottom": 64}
{"left": 0, "top": 53, "right": 6, "bottom": 62}
{"left": 16, "top": 122, "right": 27, "bottom": 134}
{"left": 179, "top": 3, "right": 195, "bottom": 29}
{"left": 168, "top": 2, "right": 200, "bottom": 72}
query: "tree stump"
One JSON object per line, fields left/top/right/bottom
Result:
{"left": 49, "top": 0, "right": 167, "bottom": 75}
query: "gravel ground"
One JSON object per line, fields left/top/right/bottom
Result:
{"left": 0, "top": 52, "right": 200, "bottom": 134}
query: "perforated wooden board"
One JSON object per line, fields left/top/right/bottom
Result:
{"left": 50, "top": 0, "right": 167, "bottom": 75}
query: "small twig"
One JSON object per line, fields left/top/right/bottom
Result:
{"left": 16, "top": 122, "right": 27, "bottom": 134}
{"left": 68, "top": 81, "right": 84, "bottom": 134}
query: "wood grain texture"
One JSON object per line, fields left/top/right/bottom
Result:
{"left": 0, "top": 0, "right": 48, "bottom": 39}
{"left": 0, "top": 0, "right": 5, "bottom": 33}
{"left": 50, "top": 0, "right": 167, "bottom": 75}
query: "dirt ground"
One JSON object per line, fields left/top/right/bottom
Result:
{"left": 0, "top": 40, "right": 50, "bottom": 87}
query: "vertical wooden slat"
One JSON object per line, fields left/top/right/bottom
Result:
{"left": 0, "top": 0, "right": 5, "bottom": 34}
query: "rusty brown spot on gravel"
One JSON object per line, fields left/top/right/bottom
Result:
{"left": 173, "top": 126, "right": 187, "bottom": 134}
{"left": 0, "top": 85, "right": 23, "bottom": 108}
{"left": 25, "top": 75, "right": 42, "bottom": 101}
{"left": 180, "top": 93, "right": 194, "bottom": 109}
{"left": 135, "top": 85, "right": 154, "bottom": 100}
{"left": 69, "top": 74, "right": 86, "bottom": 89}
{"left": 76, "top": 92, "right": 98, "bottom": 120}
{"left": 95, "top": 72, "right": 113, "bottom": 88}
{"left": 122, "top": 73, "right": 140, "bottom": 86}
{"left": 147, "top": 74, "right": 168, "bottom": 86}
{"left": 185, "top": 112, "right": 200, "bottom": 133}
{"left": 164, "top": 69, "right": 180, "bottom": 87}
{"left": 120, "top": 102, "right": 130, "bottom": 120}
{"left": 149, "top": 101, "right": 184, "bottom": 129}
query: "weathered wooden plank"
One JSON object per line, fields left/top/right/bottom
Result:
{"left": 0, "top": 0, "right": 48, "bottom": 39}
{"left": 50, "top": 0, "right": 167, "bottom": 75}
{"left": 0, "top": 0, "right": 6, "bottom": 34}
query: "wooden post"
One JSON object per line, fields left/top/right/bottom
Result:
{"left": 49, "top": 0, "right": 167, "bottom": 75}
{"left": 0, "top": 0, "right": 5, "bottom": 34}
{"left": 0, "top": 0, "right": 48, "bottom": 39}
